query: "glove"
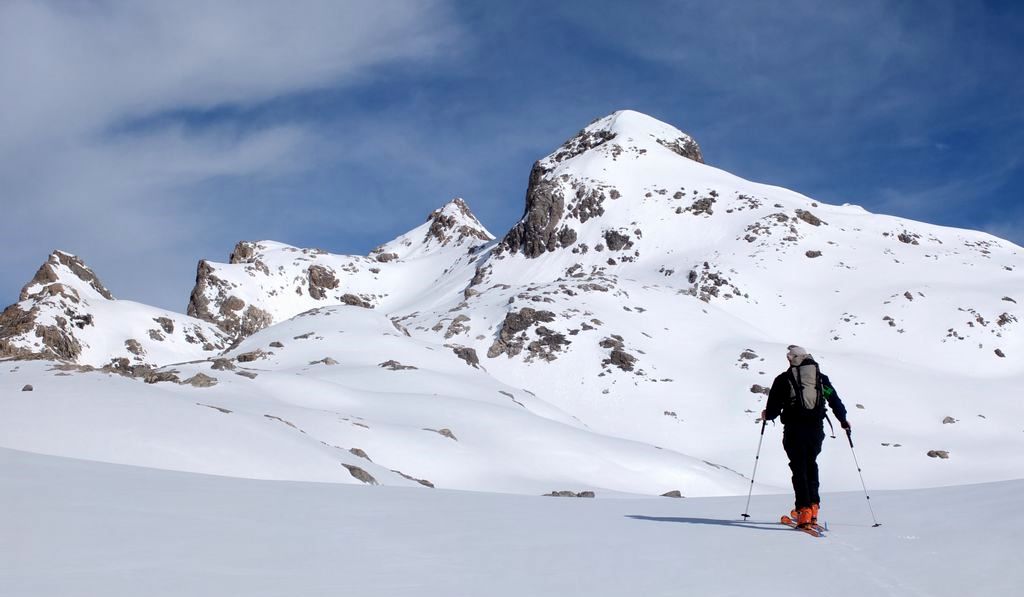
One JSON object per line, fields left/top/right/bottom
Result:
{"left": 841, "top": 420, "right": 851, "bottom": 431}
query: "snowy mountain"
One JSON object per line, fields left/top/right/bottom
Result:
{"left": 2, "top": 110, "right": 1022, "bottom": 497}
{"left": 0, "top": 250, "right": 229, "bottom": 368}
{"left": 186, "top": 197, "right": 493, "bottom": 337}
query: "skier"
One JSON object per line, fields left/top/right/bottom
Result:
{"left": 761, "top": 345, "right": 849, "bottom": 529}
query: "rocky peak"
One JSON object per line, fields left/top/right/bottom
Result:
{"left": 2, "top": 250, "right": 115, "bottom": 361}
{"left": 371, "top": 198, "right": 493, "bottom": 261}
{"left": 425, "top": 198, "right": 493, "bottom": 247}
{"left": 500, "top": 111, "right": 704, "bottom": 259}
{"left": 2, "top": 250, "right": 228, "bottom": 364}
{"left": 19, "top": 250, "right": 114, "bottom": 303}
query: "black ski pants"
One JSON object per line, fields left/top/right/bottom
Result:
{"left": 782, "top": 423, "right": 825, "bottom": 509}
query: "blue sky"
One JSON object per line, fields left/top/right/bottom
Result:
{"left": 1, "top": 0, "right": 1022, "bottom": 311}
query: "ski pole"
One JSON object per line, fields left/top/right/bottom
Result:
{"left": 846, "top": 428, "right": 881, "bottom": 527}
{"left": 741, "top": 417, "right": 767, "bottom": 520}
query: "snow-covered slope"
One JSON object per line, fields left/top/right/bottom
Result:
{"left": 3, "top": 448, "right": 1020, "bottom": 597}
{"left": 0, "top": 251, "right": 229, "bottom": 367}
{"left": 1, "top": 109, "right": 1022, "bottom": 496}
{"left": 0, "top": 305, "right": 748, "bottom": 496}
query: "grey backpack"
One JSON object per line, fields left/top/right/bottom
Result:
{"left": 787, "top": 360, "right": 823, "bottom": 412}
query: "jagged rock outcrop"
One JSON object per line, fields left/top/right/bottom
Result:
{"left": 656, "top": 135, "right": 703, "bottom": 163}
{"left": 488, "top": 308, "right": 557, "bottom": 358}
{"left": 187, "top": 259, "right": 274, "bottom": 338}
{"left": 1, "top": 251, "right": 228, "bottom": 365}
{"left": 307, "top": 265, "right": 340, "bottom": 300}
{"left": 501, "top": 163, "right": 573, "bottom": 257}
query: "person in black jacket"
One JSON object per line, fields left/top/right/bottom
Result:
{"left": 761, "top": 345, "right": 849, "bottom": 528}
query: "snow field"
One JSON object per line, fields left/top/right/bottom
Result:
{"left": 2, "top": 447, "right": 1019, "bottom": 597}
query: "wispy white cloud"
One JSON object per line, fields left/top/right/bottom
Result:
{"left": 0, "top": 0, "right": 460, "bottom": 308}
{"left": 0, "top": 1, "right": 458, "bottom": 149}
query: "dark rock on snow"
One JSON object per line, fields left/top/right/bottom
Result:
{"left": 341, "top": 463, "right": 378, "bottom": 485}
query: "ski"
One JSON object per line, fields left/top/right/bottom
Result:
{"left": 780, "top": 514, "right": 827, "bottom": 532}
{"left": 781, "top": 513, "right": 827, "bottom": 533}
{"left": 780, "top": 515, "right": 825, "bottom": 537}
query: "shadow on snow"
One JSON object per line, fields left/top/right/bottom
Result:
{"left": 626, "top": 515, "right": 790, "bottom": 532}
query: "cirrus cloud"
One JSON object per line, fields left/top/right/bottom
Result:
{"left": 0, "top": 0, "right": 460, "bottom": 309}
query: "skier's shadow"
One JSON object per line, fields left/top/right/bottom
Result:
{"left": 626, "top": 515, "right": 789, "bottom": 532}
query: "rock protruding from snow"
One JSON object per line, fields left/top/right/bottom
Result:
{"left": 1, "top": 251, "right": 229, "bottom": 365}
{"left": 500, "top": 163, "right": 577, "bottom": 258}
{"left": 187, "top": 255, "right": 275, "bottom": 338}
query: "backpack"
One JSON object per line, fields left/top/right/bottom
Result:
{"left": 786, "top": 359, "right": 824, "bottom": 415}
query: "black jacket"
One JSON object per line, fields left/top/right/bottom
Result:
{"left": 763, "top": 360, "right": 847, "bottom": 426}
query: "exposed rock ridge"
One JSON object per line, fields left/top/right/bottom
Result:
{"left": 656, "top": 135, "right": 703, "bottom": 164}
{"left": 500, "top": 163, "right": 574, "bottom": 258}
{"left": 187, "top": 258, "right": 273, "bottom": 338}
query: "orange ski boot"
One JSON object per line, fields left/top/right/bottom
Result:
{"left": 810, "top": 503, "right": 820, "bottom": 525}
{"left": 796, "top": 507, "right": 813, "bottom": 528}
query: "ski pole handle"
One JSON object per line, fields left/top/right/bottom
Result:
{"left": 846, "top": 427, "right": 853, "bottom": 448}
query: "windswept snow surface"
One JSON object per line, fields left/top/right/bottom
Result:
{"left": 2, "top": 448, "right": 1020, "bottom": 597}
